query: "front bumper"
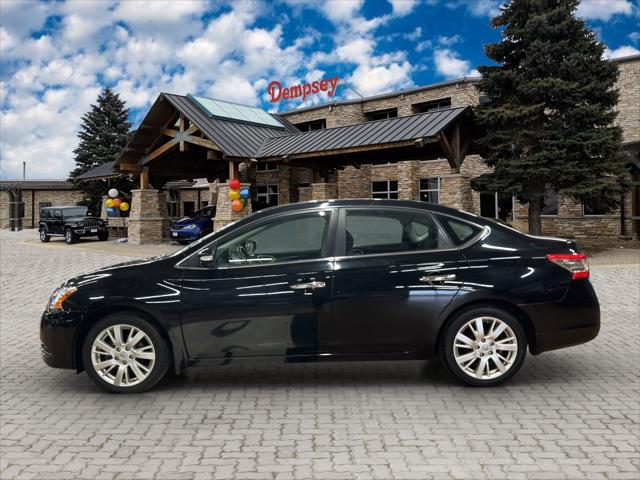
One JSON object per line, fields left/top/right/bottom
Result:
{"left": 169, "top": 228, "right": 200, "bottom": 241}
{"left": 521, "top": 279, "right": 600, "bottom": 354}
{"left": 73, "top": 226, "right": 108, "bottom": 236}
{"left": 40, "top": 309, "right": 82, "bottom": 369}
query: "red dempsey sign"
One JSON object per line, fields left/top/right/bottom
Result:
{"left": 268, "top": 77, "right": 339, "bottom": 103}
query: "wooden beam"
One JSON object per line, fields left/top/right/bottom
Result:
{"left": 140, "top": 167, "right": 149, "bottom": 189}
{"left": 118, "top": 163, "right": 143, "bottom": 173}
{"left": 228, "top": 161, "right": 238, "bottom": 179}
{"left": 140, "top": 137, "right": 179, "bottom": 165}
{"left": 179, "top": 114, "right": 185, "bottom": 152}
{"left": 439, "top": 132, "right": 459, "bottom": 173}
{"left": 183, "top": 135, "right": 222, "bottom": 151}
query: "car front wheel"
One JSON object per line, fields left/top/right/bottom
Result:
{"left": 39, "top": 227, "right": 50, "bottom": 242}
{"left": 82, "top": 314, "right": 170, "bottom": 393}
{"left": 440, "top": 306, "right": 527, "bottom": 387}
{"left": 64, "top": 228, "right": 77, "bottom": 245}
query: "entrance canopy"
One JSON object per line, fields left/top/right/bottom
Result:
{"left": 114, "top": 92, "right": 475, "bottom": 185}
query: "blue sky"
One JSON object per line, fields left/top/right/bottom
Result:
{"left": 1, "top": 0, "right": 638, "bottom": 179}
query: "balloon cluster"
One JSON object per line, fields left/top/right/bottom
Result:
{"left": 105, "top": 188, "right": 129, "bottom": 216}
{"left": 228, "top": 178, "right": 250, "bottom": 213}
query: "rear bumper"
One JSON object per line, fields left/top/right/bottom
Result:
{"left": 521, "top": 279, "right": 600, "bottom": 354}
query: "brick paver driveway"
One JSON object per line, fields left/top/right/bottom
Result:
{"left": 1, "top": 230, "right": 639, "bottom": 480}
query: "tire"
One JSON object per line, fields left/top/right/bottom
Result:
{"left": 98, "top": 231, "right": 109, "bottom": 241}
{"left": 82, "top": 313, "right": 170, "bottom": 393}
{"left": 439, "top": 306, "right": 527, "bottom": 387}
{"left": 64, "top": 228, "right": 77, "bottom": 245}
{"left": 39, "top": 227, "right": 50, "bottom": 242}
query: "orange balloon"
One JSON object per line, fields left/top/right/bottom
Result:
{"left": 231, "top": 199, "right": 244, "bottom": 212}
{"left": 113, "top": 198, "right": 122, "bottom": 207}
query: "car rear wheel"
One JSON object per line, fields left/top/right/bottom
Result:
{"left": 82, "top": 314, "right": 170, "bottom": 393}
{"left": 64, "top": 228, "right": 77, "bottom": 245}
{"left": 39, "top": 227, "right": 50, "bottom": 242}
{"left": 440, "top": 306, "right": 526, "bottom": 387}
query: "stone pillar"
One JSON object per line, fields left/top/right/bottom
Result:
{"left": 337, "top": 165, "right": 372, "bottom": 198}
{"left": 213, "top": 183, "right": 253, "bottom": 231}
{"left": 439, "top": 175, "right": 474, "bottom": 211}
{"left": 298, "top": 186, "right": 313, "bottom": 202}
{"left": 398, "top": 160, "right": 418, "bottom": 200}
{"left": 127, "top": 189, "right": 170, "bottom": 245}
{"left": 208, "top": 179, "right": 219, "bottom": 207}
{"left": 100, "top": 196, "right": 108, "bottom": 220}
{"left": 311, "top": 182, "right": 338, "bottom": 200}
{"left": 0, "top": 191, "right": 11, "bottom": 230}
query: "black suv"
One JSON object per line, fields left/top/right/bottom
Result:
{"left": 39, "top": 206, "right": 108, "bottom": 244}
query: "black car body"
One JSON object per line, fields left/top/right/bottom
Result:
{"left": 39, "top": 206, "right": 108, "bottom": 244}
{"left": 40, "top": 200, "right": 599, "bottom": 392}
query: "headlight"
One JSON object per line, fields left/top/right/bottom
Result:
{"left": 184, "top": 224, "right": 198, "bottom": 230}
{"left": 48, "top": 286, "right": 77, "bottom": 311}
{"left": 78, "top": 222, "right": 84, "bottom": 227}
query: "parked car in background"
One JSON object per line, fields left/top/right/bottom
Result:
{"left": 169, "top": 205, "right": 216, "bottom": 244}
{"left": 39, "top": 206, "right": 108, "bottom": 245}
{"left": 40, "top": 199, "right": 599, "bottom": 393}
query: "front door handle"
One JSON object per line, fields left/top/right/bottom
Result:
{"left": 419, "top": 274, "right": 456, "bottom": 284}
{"left": 290, "top": 281, "right": 326, "bottom": 290}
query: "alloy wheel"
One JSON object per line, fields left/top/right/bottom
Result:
{"left": 90, "top": 324, "right": 156, "bottom": 387}
{"left": 452, "top": 316, "right": 518, "bottom": 380}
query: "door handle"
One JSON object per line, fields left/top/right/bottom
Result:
{"left": 419, "top": 274, "right": 456, "bottom": 284}
{"left": 289, "top": 281, "right": 326, "bottom": 290}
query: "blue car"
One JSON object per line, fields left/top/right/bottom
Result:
{"left": 169, "top": 206, "right": 216, "bottom": 244}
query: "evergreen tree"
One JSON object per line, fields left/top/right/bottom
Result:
{"left": 69, "top": 88, "right": 132, "bottom": 213}
{"left": 471, "top": 0, "right": 627, "bottom": 234}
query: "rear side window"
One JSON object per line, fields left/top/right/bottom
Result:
{"left": 436, "top": 215, "right": 484, "bottom": 246}
{"left": 343, "top": 209, "right": 452, "bottom": 256}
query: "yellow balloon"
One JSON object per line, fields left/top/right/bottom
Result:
{"left": 228, "top": 189, "right": 240, "bottom": 201}
{"left": 119, "top": 202, "right": 129, "bottom": 211}
{"left": 105, "top": 199, "right": 115, "bottom": 208}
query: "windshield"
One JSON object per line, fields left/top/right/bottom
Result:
{"left": 63, "top": 207, "right": 88, "bottom": 217}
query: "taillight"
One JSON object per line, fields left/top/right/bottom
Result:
{"left": 546, "top": 253, "right": 589, "bottom": 280}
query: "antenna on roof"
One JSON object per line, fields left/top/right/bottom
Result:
{"left": 344, "top": 83, "right": 363, "bottom": 99}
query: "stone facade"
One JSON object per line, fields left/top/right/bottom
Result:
{"left": 127, "top": 189, "right": 170, "bottom": 245}
{"left": 0, "top": 185, "right": 83, "bottom": 230}
{"left": 616, "top": 56, "right": 640, "bottom": 144}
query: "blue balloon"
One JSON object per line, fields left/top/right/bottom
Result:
{"left": 240, "top": 188, "right": 250, "bottom": 199}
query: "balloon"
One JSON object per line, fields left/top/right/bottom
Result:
{"left": 228, "top": 189, "right": 240, "bottom": 201}
{"left": 107, "top": 207, "right": 116, "bottom": 215}
{"left": 113, "top": 198, "right": 122, "bottom": 207}
{"left": 241, "top": 198, "right": 247, "bottom": 208}
{"left": 105, "top": 199, "right": 115, "bottom": 208}
{"left": 108, "top": 188, "right": 118, "bottom": 198}
{"left": 239, "top": 188, "right": 250, "bottom": 199}
{"left": 231, "top": 199, "right": 244, "bottom": 212}
{"left": 119, "top": 202, "right": 129, "bottom": 212}
{"left": 229, "top": 178, "right": 241, "bottom": 190}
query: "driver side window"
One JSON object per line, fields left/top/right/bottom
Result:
{"left": 213, "top": 210, "right": 331, "bottom": 267}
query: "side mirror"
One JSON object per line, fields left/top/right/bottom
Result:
{"left": 198, "top": 247, "right": 215, "bottom": 266}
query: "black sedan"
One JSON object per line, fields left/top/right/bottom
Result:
{"left": 40, "top": 199, "right": 599, "bottom": 393}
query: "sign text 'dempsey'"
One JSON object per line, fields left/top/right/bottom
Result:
{"left": 268, "top": 77, "right": 340, "bottom": 103}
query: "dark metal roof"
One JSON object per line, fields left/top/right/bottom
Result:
{"left": 256, "top": 107, "right": 468, "bottom": 158}
{"left": 163, "top": 94, "right": 298, "bottom": 158}
{"left": 0, "top": 180, "right": 76, "bottom": 190}
{"left": 77, "top": 161, "right": 118, "bottom": 180}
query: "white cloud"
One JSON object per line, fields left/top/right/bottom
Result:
{"left": 629, "top": 32, "right": 640, "bottom": 43}
{"left": 404, "top": 27, "right": 422, "bottom": 41}
{"left": 347, "top": 62, "right": 413, "bottom": 97}
{"left": 448, "top": 0, "right": 502, "bottom": 17}
{"left": 388, "top": 0, "right": 418, "bottom": 16}
{"left": 437, "top": 34, "right": 462, "bottom": 46}
{"left": 603, "top": 45, "right": 640, "bottom": 59}
{"left": 319, "top": 0, "right": 365, "bottom": 23}
{"left": 433, "top": 48, "right": 479, "bottom": 78}
{"left": 577, "top": 0, "right": 633, "bottom": 22}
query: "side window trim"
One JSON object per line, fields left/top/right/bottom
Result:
{"left": 335, "top": 206, "right": 457, "bottom": 259}
{"left": 176, "top": 208, "right": 338, "bottom": 270}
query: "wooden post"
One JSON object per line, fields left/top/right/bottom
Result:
{"left": 179, "top": 114, "right": 185, "bottom": 152}
{"left": 140, "top": 167, "right": 149, "bottom": 189}
{"left": 228, "top": 160, "right": 237, "bottom": 180}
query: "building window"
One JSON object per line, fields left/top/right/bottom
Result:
{"left": 419, "top": 178, "right": 440, "bottom": 204}
{"left": 294, "top": 119, "right": 326, "bottom": 131}
{"left": 480, "top": 192, "right": 515, "bottom": 222}
{"left": 183, "top": 201, "right": 195, "bottom": 216}
{"left": 200, "top": 200, "right": 209, "bottom": 208}
{"left": 256, "top": 185, "right": 279, "bottom": 208}
{"left": 541, "top": 191, "right": 558, "bottom": 216}
{"left": 256, "top": 162, "right": 278, "bottom": 172}
{"left": 39, "top": 202, "right": 52, "bottom": 210}
{"left": 583, "top": 199, "right": 609, "bottom": 216}
{"left": 372, "top": 180, "right": 398, "bottom": 199}
{"left": 413, "top": 98, "right": 452, "bottom": 113}
{"left": 366, "top": 108, "right": 398, "bottom": 121}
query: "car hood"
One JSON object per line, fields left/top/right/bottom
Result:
{"left": 172, "top": 216, "right": 207, "bottom": 227}
{"left": 63, "top": 255, "right": 170, "bottom": 287}
{"left": 66, "top": 216, "right": 101, "bottom": 223}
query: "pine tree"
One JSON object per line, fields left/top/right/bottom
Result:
{"left": 471, "top": 0, "right": 627, "bottom": 235}
{"left": 69, "top": 88, "right": 132, "bottom": 213}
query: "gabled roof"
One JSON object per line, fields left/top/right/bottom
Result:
{"left": 0, "top": 180, "right": 76, "bottom": 190}
{"left": 256, "top": 107, "right": 468, "bottom": 158}
{"left": 77, "top": 161, "right": 118, "bottom": 180}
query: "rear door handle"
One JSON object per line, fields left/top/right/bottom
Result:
{"left": 290, "top": 281, "right": 326, "bottom": 290}
{"left": 419, "top": 274, "right": 456, "bottom": 284}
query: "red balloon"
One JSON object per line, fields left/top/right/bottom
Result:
{"left": 229, "top": 178, "right": 241, "bottom": 190}
{"left": 231, "top": 199, "right": 244, "bottom": 212}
